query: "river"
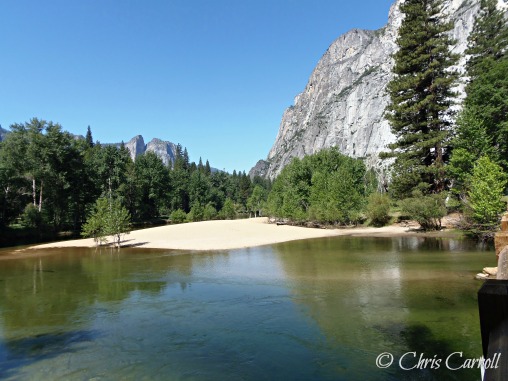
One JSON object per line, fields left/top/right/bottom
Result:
{"left": 0, "top": 236, "right": 491, "bottom": 380}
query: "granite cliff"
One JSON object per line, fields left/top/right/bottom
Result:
{"left": 121, "top": 135, "right": 177, "bottom": 166}
{"left": 250, "top": 0, "right": 505, "bottom": 180}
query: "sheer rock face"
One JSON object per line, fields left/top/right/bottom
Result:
{"left": 146, "top": 138, "right": 177, "bottom": 166}
{"left": 250, "top": 159, "right": 270, "bottom": 179}
{"left": 123, "top": 135, "right": 177, "bottom": 166}
{"left": 124, "top": 135, "right": 146, "bottom": 161}
{"left": 250, "top": 0, "right": 486, "bottom": 180}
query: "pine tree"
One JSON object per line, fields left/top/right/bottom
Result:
{"left": 465, "top": 0, "right": 508, "bottom": 80}
{"left": 384, "top": 0, "right": 459, "bottom": 198}
{"left": 451, "top": 0, "right": 508, "bottom": 174}
{"left": 85, "top": 125, "right": 94, "bottom": 148}
{"left": 183, "top": 148, "right": 190, "bottom": 170}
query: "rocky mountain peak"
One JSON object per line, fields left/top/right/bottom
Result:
{"left": 121, "top": 135, "right": 177, "bottom": 166}
{"left": 146, "top": 138, "right": 177, "bottom": 166}
{"left": 124, "top": 135, "right": 146, "bottom": 161}
{"left": 250, "top": 0, "right": 485, "bottom": 180}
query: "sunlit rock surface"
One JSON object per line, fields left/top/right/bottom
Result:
{"left": 250, "top": 0, "right": 493, "bottom": 180}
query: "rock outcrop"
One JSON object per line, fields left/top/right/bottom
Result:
{"left": 146, "top": 138, "right": 177, "bottom": 166}
{"left": 250, "top": 159, "right": 270, "bottom": 179}
{"left": 250, "top": 0, "right": 495, "bottom": 180}
{"left": 121, "top": 135, "right": 177, "bottom": 166}
{"left": 124, "top": 135, "right": 146, "bottom": 161}
{"left": 0, "top": 126, "right": 8, "bottom": 142}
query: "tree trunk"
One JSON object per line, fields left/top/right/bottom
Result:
{"left": 33, "top": 178, "right": 36, "bottom": 207}
{"left": 38, "top": 180, "right": 43, "bottom": 212}
{"left": 435, "top": 140, "right": 445, "bottom": 193}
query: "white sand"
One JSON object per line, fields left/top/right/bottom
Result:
{"left": 30, "top": 217, "right": 413, "bottom": 251}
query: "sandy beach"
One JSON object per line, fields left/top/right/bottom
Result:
{"left": 28, "top": 217, "right": 421, "bottom": 252}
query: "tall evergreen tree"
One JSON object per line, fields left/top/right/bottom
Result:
{"left": 133, "top": 152, "right": 170, "bottom": 220}
{"left": 465, "top": 0, "right": 508, "bottom": 80}
{"left": 85, "top": 125, "right": 94, "bottom": 148}
{"left": 174, "top": 143, "right": 183, "bottom": 170}
{"left": 183, "top": 148, "right": 190, "bottom": 170}
{"left": 450, "top": 0, "right": 508, "bottom": 176}
{"left": 384, "top": 0, "right": 459, "bottom": 198}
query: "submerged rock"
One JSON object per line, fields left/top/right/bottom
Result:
{"left": 483, "top": 267, "right": 498, "bottom": 277}
{"left": 476, "top": 273, "right": 490, "bottom": 280}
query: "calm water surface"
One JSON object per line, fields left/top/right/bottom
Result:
{"left": 0, "top": 236, "right": 492, "bottom": 380}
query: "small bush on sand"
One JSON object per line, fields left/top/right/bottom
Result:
{"left": 366, "top": 193, "right": 392, "bottom": 227}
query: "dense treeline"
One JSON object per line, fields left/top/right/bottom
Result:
{"left": 0, "top": 119, "right": 271, "bottom": 238}
{"left": 266, "top": 148, "right": 377, "bottom": 225}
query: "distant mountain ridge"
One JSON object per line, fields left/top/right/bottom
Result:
{"left": 0, "top": 127, "right": 179, "bottom": 167}
{"left": 117, "top": 135, "right": 177, "bottom": 166}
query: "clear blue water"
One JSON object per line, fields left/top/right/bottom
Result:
{"left": 0, "top": 236, "right": 492, "bottom": 380}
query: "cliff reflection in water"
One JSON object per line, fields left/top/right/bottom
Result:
{"left": 272, "top": 236, "right": 488, "bottom": 380}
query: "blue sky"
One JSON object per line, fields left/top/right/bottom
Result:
{"left": 0, "top": 0, "right": 393, "bottom": 173}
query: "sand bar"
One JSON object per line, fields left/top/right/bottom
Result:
{"left": 29, "top": 217, "right": 414, "bottom": 251}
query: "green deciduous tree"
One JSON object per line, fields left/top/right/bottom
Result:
{"left": 267, "top": 157, "right": 311, "bottom": 221}
{"left": 82, "top": 197, "right": 131, "bottom": 247}
{"left": 247, "top": 185, "right": 267, "bottom": 217}
{"left": 467, "top": 156, "right": 507, "bottom": 227}
{"left": 0, "top": 119, "right": 91, "bottom": 230}
{"left": 399, "top": 191, "right": 447, "bottom": 230}
{"left": 366, "top": 193, "right": 392, "bottom": 227}
{"left": 220, "top": 198, "right": 236, "bottom": 220}
{"left": 308, "top": 170, "right": 364, "bottom": 225}
{"left": 267, "top": 148, "right": 372, "bottom": 225}
{"left": 170, "top": 209, "right": 187, "bottom": 224}
{"left": 81, "top": 197, "right": 111, "bottom": 246}
{"left": 203, "top": 202, "right": 217, "bottom": 220}
{"left": 384, "top": 0, "right": 458, "bottom": 198}
{"left": 187, "top": 202, "right": 204, "bottom": 222}
{"left": 107, "top": 198, "right": 132, "bottom": 247}
{"left": 20, "top": 204, "right": 42, "bottom": 229}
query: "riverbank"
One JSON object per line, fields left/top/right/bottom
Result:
{"left": 25, "top": 217, "right": 462, "bottom": 252}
